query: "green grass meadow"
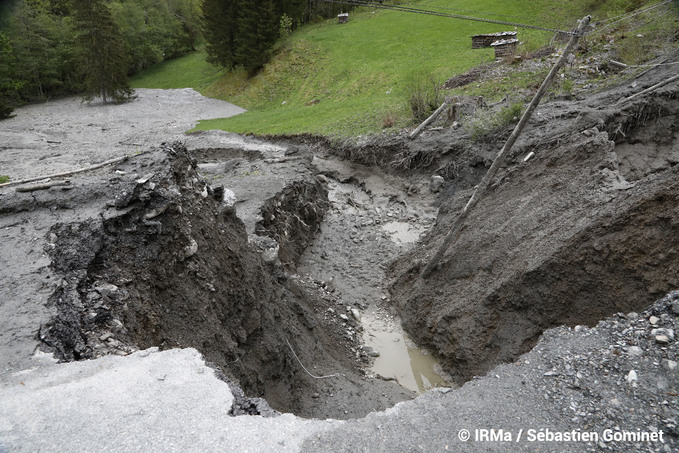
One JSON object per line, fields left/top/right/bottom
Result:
{"left": 130, "top": 0, "right": 676, "bottom": 137}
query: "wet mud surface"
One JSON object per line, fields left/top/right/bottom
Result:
{"left": 1, "top": 53, "right": 679, "bottom": 449}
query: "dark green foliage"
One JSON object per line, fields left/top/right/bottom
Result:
{"left": 70, "top": 0, "right": 134, "bottom": 103}
{"left": 1, "top": 0, "right": 201, "bottom": 103}
{"left": 110, "top": 0, "right": 201, "bottom": 74}
{"left": 235, "top": 0, "right": 278, "bottom": 73}
{"left": 7, "top": 0, "right": 79, "bottom": 100}
{"left": 0, "top": 31, "right": 21, "bottom": 119}
{"left": 201, "top": 0, "right": 238, "bottom": 68}
{"left": 201, "top": 0, "right": 352, "bottom": 74}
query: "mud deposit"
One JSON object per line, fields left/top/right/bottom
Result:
{"left": 2, "top": 54, "right": 679, "bottom": 445}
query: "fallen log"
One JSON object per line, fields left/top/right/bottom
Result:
{"left": 409, "top": 101, "right": 449, "bottom": 139}
{"left": 618, "top": 73, "right": 679, "bottom": 105}
{"left": 15, "top": 180, "right": 71, "bottom": 192}
{"left": 0, "top": 152, "right": 148, "bottom": 189}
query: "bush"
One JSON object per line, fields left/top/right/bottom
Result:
{"left": 406, "top": 73, "right": 443, "bottom": 122}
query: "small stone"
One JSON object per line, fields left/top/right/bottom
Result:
{"left": 312, "top": 393, "right": 320, "bottom": 398}
{"left": 135, "top": 173, "right": 154, "bottom": 184}
{"left": 672, "top": 302, "right": 679, "bottom": 315}
{"left": 222, "top": 188, "right": 237, "bottom": 207}
{"left": 339, "top": 314, "right": 349, "bottom": 321}
{"left": 649, "top": 316, "right": 660, "bottom": 325}
{"left": 430, "top": 175, "right": 445, "bottom": 193}
{"left": 627, "top": 346, "right": 643, "bottom": 357}
{"left": 627, "top": 312, "right": 639, "bottom": 320}
{"left": 655, "top": 335, "right": 671, "bottom": 345}
{"left": 95, "top": 282, "right": 119, "bottom": 297}
{"left": 361, "top": 345, "right": 380, "bottom": 357}
{"left": 610, "top": 398, "right": 621, "bottom": 407}
{"left": 663, "top": 360, "right": 677, "bottom": 371}
{"left": 183, "top": 238, "right": 198, "bottom": 259}
{"left": 626, "top": 370, "right": 638, "bottom": 387}
{"left": 351, "top": 308, "right": 361, "bottom": 321}
{"left": 652, "top": 328, "right": 675, "bottom": 341}
{"left": 99, "top": 332, "right": 113, "bottom": 341}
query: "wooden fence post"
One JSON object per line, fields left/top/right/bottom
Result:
{"left": 420, "top": 15, "right": 591, "bottom": 279}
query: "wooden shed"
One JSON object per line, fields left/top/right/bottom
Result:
{"left": 491, "top": 39, "right": 518, "bottom": 58}
{"left": 471, "top": 31, "right": 517, "bottom": 49}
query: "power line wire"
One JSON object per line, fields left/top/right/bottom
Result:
{"left": 400, "top": 0, "right": 538, "bottom": 23}
{"left": 323, "top": 0, "right": 576, "bottom": 35}
{"left": 595, "top": 0, "right": 672, "bottom": 33}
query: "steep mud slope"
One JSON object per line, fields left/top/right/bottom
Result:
{"left": 389, "top": 72, "right": 679, "bottom": 384}
{"left": 35, "top": 143, "right": 411, "bottom": 419}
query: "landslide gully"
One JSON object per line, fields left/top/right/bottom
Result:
{"left": 39, "top": 144, "right": 412, "bottom": 420}
{"left": 387, "top": 64, "right": 679, "bottom": 385}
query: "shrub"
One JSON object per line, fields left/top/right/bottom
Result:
{"left": 406, "top": 73, "right": 444, "bottom": 122}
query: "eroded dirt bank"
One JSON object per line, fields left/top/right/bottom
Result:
{"left": 1, "top": 53, "right": 678, "bottom": 449}
{"left": 22, "top": 143, "right": 412, "bottom": 419}
{"left": 386, "top": 62, "right": 679, "bottom": 386}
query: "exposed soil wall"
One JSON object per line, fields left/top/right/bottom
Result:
{"left": 38, "top": 143, "right": 411, "bottom": 419}
{"left": 388, "top": 86, "right": 679, "bottom": 384}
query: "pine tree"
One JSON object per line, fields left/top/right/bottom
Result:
{"left": 0, "top": 31, "right": 20, "bottom": 119}
{"left": 70, "top": 0, "right": 134, "bottom": 103}
{"left": 201, "top": 0, "right": 238, "bottom": 68}
{"left": 235, "top": 0, "right": 278, "bottom": 73}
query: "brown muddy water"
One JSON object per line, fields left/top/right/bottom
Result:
{"left": 361, "top": 307, "right": 452, "bottom": 393}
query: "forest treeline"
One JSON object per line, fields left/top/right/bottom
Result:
{"left": 0, "top": 0, "right": 350, "bottom": 118}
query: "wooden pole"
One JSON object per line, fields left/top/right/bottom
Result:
{"left": 421, "top": 15, "right": 591, "bottom": 279}
{"left": 618, "top": 73, "right": 679, "bottom": 105}
{"left": 409, "top": 101, "right": 449, "bottom": 139}
{"left": 0, "top": 152, "right": 150, "bottom": 189}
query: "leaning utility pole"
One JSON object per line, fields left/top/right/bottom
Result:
{"left": 420, "top": 15, "right": 591, "bottom": 279}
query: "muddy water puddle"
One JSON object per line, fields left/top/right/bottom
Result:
{"left": 361, "top": 308, "right": 452, "bottom": 394}
{"left": 303, "top": 155, "right": 448, "bottom": 394}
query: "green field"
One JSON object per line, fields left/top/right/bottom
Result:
{"left": 130, "top": 0, "right": 676, "bottom": 137}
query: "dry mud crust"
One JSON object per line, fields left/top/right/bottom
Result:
{"left": 34, "top": 143, "right": 410, "bottom": 419}
{"left": 388, "top": 73, "right": 679, "bottom": 385}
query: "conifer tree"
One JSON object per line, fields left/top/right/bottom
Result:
{"left": 70, "top": 0, "right": 134, "bottom": 103}
{"left": 0, "top": 31, "right": 20, "bottom": 119}
{"left": 201, "top": 0, "right": 238, "bottom": 68}
{"left": 235, "top": 0, "right": 278, "bottom": 72}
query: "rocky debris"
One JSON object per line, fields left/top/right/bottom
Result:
{"left": 302, "top": 292, "right": 679, "bottom": 452}
{"left": 255, "top": 179, "right": 330, "bottom": 268}
{"left": 30, "top": 142, "right": 411, "bottom": 420}
{"left": 523, "top": 292, "right": 679, "bottom": 451}
{"left": 429, "top": 175, "right": 445, "bottom": 193}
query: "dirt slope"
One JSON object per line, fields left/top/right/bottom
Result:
{"left": 387, "top": 57, "right": 679, "bottom": 385}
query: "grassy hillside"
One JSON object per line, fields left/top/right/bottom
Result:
{"left": 130, "top": 49, "right": 227, "bottom": 92}
{"left": 131, "top": 0, "right": 678, "bottom": 137}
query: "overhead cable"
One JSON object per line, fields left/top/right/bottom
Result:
{"left": 322, "top": 0, "right": 577, "bottom": 35}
